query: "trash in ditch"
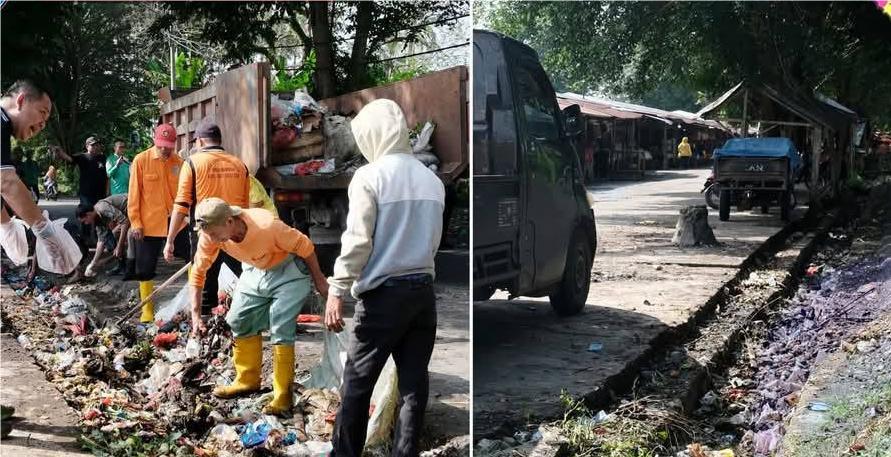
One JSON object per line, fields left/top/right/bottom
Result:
{"left": 805, "top": 264, "right": 822, "bottom": 277}
{"left": 587, "top": 342, "right": 604, "bottom": 353}
{"left": 16, "top": 334, "right": 31, "bottom": 348}
{"left": 807, "top": 401, "right": 830, "bottom": 412}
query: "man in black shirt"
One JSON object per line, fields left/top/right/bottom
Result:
{"left": 1, "top": 79, "right": 81, "bottom": 439}
{"left": 55, "top": 136, "right": 108, "bottom": 206}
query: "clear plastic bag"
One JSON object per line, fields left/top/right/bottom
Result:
{"left": 0, "top": 218, "right": 29, "bottom": 265}
{"left": 35, "top": 216, "right": 82, "bottom": 274}
{"left": 305, "top": 322, "right": 399, "bottom": 449}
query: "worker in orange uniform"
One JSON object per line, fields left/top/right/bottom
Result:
{"left": 164, "top": 119, "right": 251, "bottom": 313}
{"left": 189, "top": 197, "right": 328, "bottom": 415}
{"left": 127, "top": 123, "right": 190, "bottom": 322}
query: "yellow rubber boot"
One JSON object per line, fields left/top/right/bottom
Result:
{"left": 263, "top": 344, "right": 295, "bottom": 416}
{"left": 138, "top": 281, "right": 155, "bottom": 323}
{"left": 213, "top": 335, "right": 262, "bottom": 398}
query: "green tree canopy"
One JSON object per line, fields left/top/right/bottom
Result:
{"left": 149, "top": 1, "right": 468, "bottom": 97}
{"left": 481, "top": 1, "right": 891, "bottom": 127}
{"left": 2, "top": 2, "right": 157, "bottom": 154}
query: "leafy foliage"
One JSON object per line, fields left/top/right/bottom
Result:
{"left": 146, "top": 52, "right": 207, "bottom": 90}
{"left": 150, "top": 1, "right": 468, "bottom": 96}
{"left": 483, "top": 1, "right": 891, "bottom": 127}
{"left": 272, "top": 50, "right": 316, "bottom": 93}
{"left": 1, "top": 2, "right": 158, "bottom": 190}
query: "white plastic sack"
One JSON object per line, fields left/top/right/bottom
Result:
{"left": 0, "top": 218, "right": 29, "bottom": 265}
{"left": 218, "top": 263, "right": 239, "bottom": 295}
{"left": 305, "top": 320, "right": 399, "bottom": 449}
{"left": 35, "top": 217, "right": 82, "bottom": 274}
{"left": 411, "top": 121, "right": 436, "bottom": 154}
{"left": 155, "top": 282, "right": 190, "bottom": 324}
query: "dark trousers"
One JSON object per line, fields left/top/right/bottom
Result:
{"left": 189, "top": 230, "right": 242, "bottom": 312}
{"left": 332, "top": 279, "right": 437, "bottom": 457}
{"left": 132, "top": 233, "right": 190, "bottom": 281}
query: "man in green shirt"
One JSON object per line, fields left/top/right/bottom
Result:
{"left": 106, "top": 139, "right": 130, "bottom": 195}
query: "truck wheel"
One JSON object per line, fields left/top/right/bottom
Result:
{"left": 719, "top": 189, "right": 731, "bottom": 221}
{"left": 780, "top": 189, "right": 792, "bottom": 221}
{"left": 549, "top": 231, "right": 591, "bottom": 316}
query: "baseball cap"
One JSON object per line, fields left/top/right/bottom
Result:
{"left": 195, "top": 119, "right": 222, "bottom": 140}
{"left": 85, "top": 136, "right": 100, "bottom": 146}
{"left": 154, "top": 124, "right": 177, "bottom": 149}
{"left": 194, "top": 197, "right": 242, "bottom": 231}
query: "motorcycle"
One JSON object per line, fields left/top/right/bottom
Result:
{"left": 701, "top": 173, "right": 720, "bottom": 210}
{"left": 44, "top": 180, "right": 58, "bottom": 201}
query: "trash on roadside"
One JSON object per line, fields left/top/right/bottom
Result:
{"left": 807, "top": 401, "right": 830, "bottom": 412}
{"left": 587, "top": 342, "right": 604, "bottom": 353}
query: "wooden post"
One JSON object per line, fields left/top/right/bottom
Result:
{"left": 741, "top": 89, "right": 749, "bottom": 138}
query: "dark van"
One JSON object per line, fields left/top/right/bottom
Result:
{"left": 472, "top": 29, "right": 597, "bottom": 315}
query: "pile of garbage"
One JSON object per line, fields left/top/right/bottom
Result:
{"left": 1, "top": 261, "right": 341, "bottom": 456}
{"left": 734, "top": 244, "right": 891, "bottom": 455}
{"left": 271, "top": 91, "right": 442, "bottom": 178}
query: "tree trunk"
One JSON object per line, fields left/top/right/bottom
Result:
{"left": 347, "top": 1, "right": 373, "bottom": 91}
{"left": 309, "top": 1, "right": 335, "bottom": 98}
{"left": 672, "top": 205, "right": 718, "bottom": 247}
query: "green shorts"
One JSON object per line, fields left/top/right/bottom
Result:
{"left": 225, "top": 255, "right": 311, "bottom": 344}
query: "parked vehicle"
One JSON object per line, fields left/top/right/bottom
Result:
{"left": 473, "top": 29, "right": 596, "bottom": 316}
{"left": 701, "top": 172, "right": 720, "bottom": 210}
{"left": 158, "top": 63, "right": 468, "bottom": 272}
{"left": 713, "top": 137, "right": 801, "bottom": 222}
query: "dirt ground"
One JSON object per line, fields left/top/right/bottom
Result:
{"left": 474, "top": 169, "right": 811, "bottom": 434}
{"left": 0, "top": 325, "right": 90, "bottom": 456}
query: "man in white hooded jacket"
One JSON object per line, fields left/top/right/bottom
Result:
{"left": 325, "top": 99, "right": 444, "bottom": 456}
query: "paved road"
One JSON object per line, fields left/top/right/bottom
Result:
{"left": 473, "top": 168, "right": 810, "bottom": 434}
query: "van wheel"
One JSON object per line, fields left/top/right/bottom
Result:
{"left": 549, "top": 231, "right": 591, "bottom": 316}
{"left": 719, "top": 189, "right": 731, "bottom": 221}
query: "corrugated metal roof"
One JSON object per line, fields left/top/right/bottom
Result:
{"left": 556, "top": 96, "right": 642, "bottom": 119}
{"left": 697, "top": 81, "right": 855, "bottom": 132}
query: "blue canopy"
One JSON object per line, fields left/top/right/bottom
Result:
{"left": 714, "top": 137, "right": 801, "bottom": 171}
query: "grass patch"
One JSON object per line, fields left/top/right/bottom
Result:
{"left": 555, "top": 391, "right": 697, "bottom": 457}
{"left": 790, "top": 381, "right": 891, "bottom": 457}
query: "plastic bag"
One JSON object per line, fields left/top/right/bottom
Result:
{"left": 305, "top": 321, "right": 399, "bottom": 449}
{"left": 35, "top": 216, "right": 82, "bottom": 274}
{"left": 411, "top": 121, "right": 436, "bottom": 154}
{"left": 293, "top": 91, "right": 324, "bottom": 114}
{"left": 155, "top": 283, "right": 190, "bottom": 324}
{"left": 323, "top": 115, "right": 361, "bottom": 163}
{"left": 0, "top": 218, "right": 29, "bottom": 265}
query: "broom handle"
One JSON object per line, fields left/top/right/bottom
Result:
{"left": 116, "top": 262, "right": 191, "bottom": 325}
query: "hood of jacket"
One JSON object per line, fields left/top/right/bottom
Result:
{"left": 350, "top": 99, "right": 412, "bottom": 163}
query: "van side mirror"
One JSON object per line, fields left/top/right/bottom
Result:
{"left": 562, "top": 104, "right": 583, "bottom": 137}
